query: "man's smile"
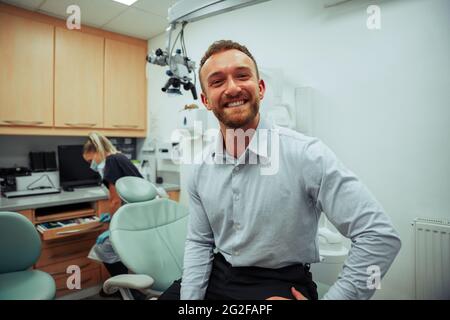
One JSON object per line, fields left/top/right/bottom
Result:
{"left": 222, "top": 97, "right": 250, "bottom": 108}
{"left": 226, "top": 100, "right": 247, "bottom": 108}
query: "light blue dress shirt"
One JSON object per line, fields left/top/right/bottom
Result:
{"left": 180, "top": 116, "right": 401, "bottom": 300}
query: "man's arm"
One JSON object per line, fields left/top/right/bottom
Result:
{"left": 180, "top": 166, "right": 215, "bottom": 300}
{"left": 301, "top": 139, "right": 401, "bottom": 300}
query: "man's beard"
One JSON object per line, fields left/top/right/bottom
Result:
{"left": 213, "top": 98, "right": 260, "bottom": 129}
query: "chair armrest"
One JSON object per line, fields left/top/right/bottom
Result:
{"left": 103, "top": 274, "right": 154, "bottom": 294}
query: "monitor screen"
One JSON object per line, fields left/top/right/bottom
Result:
{"left": 57, "top": 145, "right": 101, "bottom": 188}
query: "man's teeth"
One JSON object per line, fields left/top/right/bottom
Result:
{"left": 227, "top": 100, "right": 245, "bottom": 107}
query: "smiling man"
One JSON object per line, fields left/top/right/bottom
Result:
{"left": 159, "top": 40, "right": 401, "bottom": 300}
{"left": 200, "top": 47, "right": 261, "bottom": 130}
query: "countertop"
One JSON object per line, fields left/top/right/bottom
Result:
{"left": 0, "top": 183, "right": 180, "bottom": 212}
{"left": 155, "top": 183, "right": 180, "bottom": 192}
{"left": 0, "top": 186, "right": 109, "bottom": 212}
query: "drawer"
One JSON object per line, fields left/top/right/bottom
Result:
{"left": 37, "top": 238, "right": 97, "bottom": 268}
{"left": 54, "top": 267, "right": 101, "bottom": 298}
{"left": 39, "top": 256, "right": 100, "bottom": 278}
{"left": 41, "top": 231, "right": 99, "bottom": 249}
{"left": 37, "top": 220, "right": 105, "bottom": 241}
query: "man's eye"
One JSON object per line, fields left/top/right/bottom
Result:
{"left": 237, "top": 74, "right": 250, "bottom": 79}
{"left": 211, "top": 80, "right": 223, "bottom": 86}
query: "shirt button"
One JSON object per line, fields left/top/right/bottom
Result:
{"left": 234, "top": 194, "right": 239, "bottom": 201}
{"left": 234, "top": 250, "right": 240, "bottom": 256}
{"left": 234, "top": 223, "right": 241, "bottom": 230}
{"left": 234, "top": 166, "right": 240, "bottom": 172}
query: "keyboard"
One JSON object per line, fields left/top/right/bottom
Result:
{"left": 4, "top": 188, "right": 61, "bottom": 198}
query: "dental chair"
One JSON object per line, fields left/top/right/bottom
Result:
{"left": 0, "top": 212, "right": 56, "bottom": 300}
{"left": 102, "top": 177, "right": 189, "bottom": 299}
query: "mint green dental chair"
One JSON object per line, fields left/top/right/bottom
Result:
{"left": 0, "top": 212, "right": 56, "bottom": 300}
{"left": 102, "top": 177, "right": 189, "bottom": 299}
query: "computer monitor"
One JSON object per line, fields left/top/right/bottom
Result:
{"left": 57, "top": 145, "right": 101, "bottom": 189}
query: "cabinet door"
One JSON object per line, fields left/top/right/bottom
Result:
{"left": 55, "top": 28, "right": 104, "bottom": 128}
{"left": 0, "top": 13, "right": 53, "bottom": 127}
{"left": 168, "top": 191, "right": 180, "bottom": 202}
{"left": 104, "top": 39, "right": 146, "bottom": 130}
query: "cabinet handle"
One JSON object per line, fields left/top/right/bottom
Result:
{"left": 57, "top": 277, "right": 92, "bottom": 290}
{"left": 64, "top": 122, "right": 97, "bottom": 127}
{"left": 112, "top": 124, "right": 139, "bottom": 128}
{"left": 56, "top": 229, "right": 84, "bottom": 236}
{"left": 49, "top": 262, "right": 92, "bottom": 276}
{"left": 3, "top": 120, "right": 44, "bottom": 126}
{"left": 55, "top": 225, "right": 103, "bottom": 237}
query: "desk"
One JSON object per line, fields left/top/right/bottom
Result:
{"left": 0, "top": 186, "right": 110, "bottom": 298}
{"left": 0, "top": 186, "right": 109, "bottom": 211}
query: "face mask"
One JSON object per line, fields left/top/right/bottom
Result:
{"left": 90, "top": 159, "right": 106, "bottom": 179}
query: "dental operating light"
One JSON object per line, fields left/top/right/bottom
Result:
{"left": 146, "top": 0, "right": 271, "bottom": 100}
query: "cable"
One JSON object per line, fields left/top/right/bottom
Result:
{"left": 179, "top": 23, "right": 197, "bottom": 89}
{"left": 26, "top": 174, "right": 56, "bottom": 190}
{"left": 183, "top": 23, "right": 197, "bottom": 88}
{"left": 169, "top": 24, "right": 183, "bottom": 67}
{"left": 181, "top": 23, "right": 187, "bottom": 57}
{"left": 167, "top": 23, "right": 182, "bottom": 71}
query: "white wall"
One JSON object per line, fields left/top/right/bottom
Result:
{"left": 145, "top": 0, "right": 450, "bottom": 299}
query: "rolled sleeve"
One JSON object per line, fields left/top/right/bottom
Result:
{"left": 302, "top": 139, "right": 401, "bottom": 300}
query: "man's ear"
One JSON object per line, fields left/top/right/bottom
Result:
{"left": 201, "top": 93, "right": 211, "bottom": 110}
{"left": 258, "top": 79, "right": 266, "bottom": 100}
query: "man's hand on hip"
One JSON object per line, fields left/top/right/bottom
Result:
{"left": 266, "top": 287, "right": 308, "bottom": 300}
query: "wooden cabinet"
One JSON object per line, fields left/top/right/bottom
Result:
{"left": 0, "top": 12, "right": 53, "bottom": 127}
{"left": 105, "top": 39, "right": 147, "bottom": 130}
{"left": 168, "top": 191, "right": 180, "bottom": 202}
{"left": 37, "top": 238, "right": 99, "bottom": 267}
{"left": 17, "top": 209, "right": 34, "bottom": 223}
{"left": 17, "top": 199, "right": 109, "bottom": 298}
{"left": 54, "top": 267, "right": 101, "bottom": 298}
{"left": 0, "top": 4, "right": 148, "bottom": 137}
{"left": 55, "top": 28, "right": 104, "bottom": 129}
{"left": 38, "top": 237, "right": 104, "bottom": 298}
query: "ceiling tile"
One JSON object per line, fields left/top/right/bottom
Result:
{"left": 1, "top": 0, "right": 45, "bottom": 11}
{"left": 132, "top": 0, "right": 176, "bottom": 18}
{"left": 39, "top": 0, "right": 127, "bottom": 27}
{"left": 103, "top": 7, "right": 167, "bottom": 39}
{"left": 35, "top": 9, "right": 66, "bottom": 21}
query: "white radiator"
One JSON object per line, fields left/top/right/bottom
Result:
{"left": 414, "top": 218, "right": 450, "bottom": 299}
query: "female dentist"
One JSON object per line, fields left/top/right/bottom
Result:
{"left": 83, "top": 132, "right": 143, "bottom": 298}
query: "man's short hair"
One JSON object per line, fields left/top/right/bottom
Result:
{"left": 199, "top": 40, "right": 260, "bottom": 92}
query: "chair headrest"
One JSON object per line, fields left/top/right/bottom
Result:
{"left": 0, "top": 212, "right": 41, "bottom": 273}
{"left": 115, "top": 177, "right": 158, "bottom": 203}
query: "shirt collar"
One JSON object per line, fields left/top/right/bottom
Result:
{"left": 213, "top": 116, "right": 274, "bottom": 164}
{"left": 247, "top": 116, "right": 272, "bottom": 159}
